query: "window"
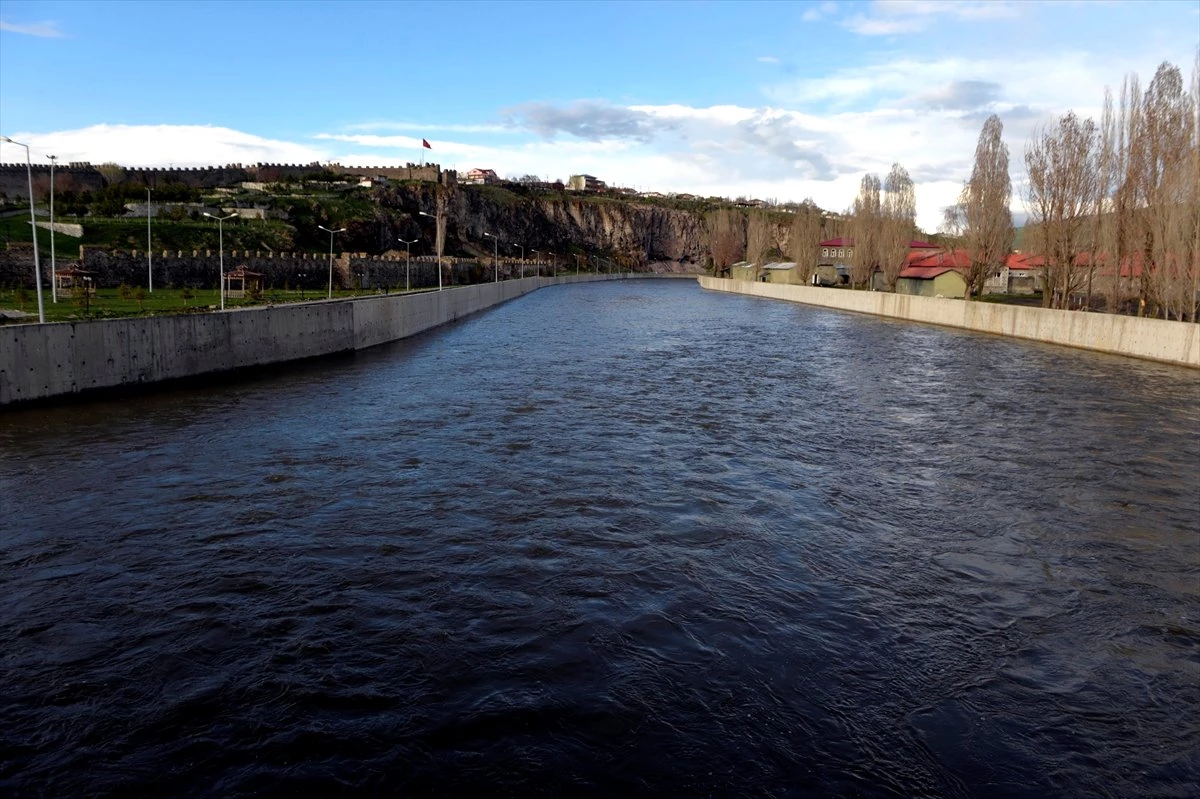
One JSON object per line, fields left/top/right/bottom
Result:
{"left": 837, "top": 249, "right": 844, "bottom": 258}
{"left": 822, "top": 248, "right": 829, "bottom": 257}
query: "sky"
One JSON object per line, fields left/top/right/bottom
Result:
{"left": 1, "top": 0, "right": 1197, "bottom": 232}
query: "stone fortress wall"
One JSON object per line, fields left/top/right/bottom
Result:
{"left": 0, "top": 161, "right": 455, "bottom": 199}
{"left": 0, "top": 242, "right": 553, "bottom": 291}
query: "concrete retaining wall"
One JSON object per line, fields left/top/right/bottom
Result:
{"left": 0, "top": 273, "right": 656, "bottom": 406}
{"left": 699, "top": 277, "right": 1200, "bottom": 369}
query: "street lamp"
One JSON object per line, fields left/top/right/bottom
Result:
{"left": 419, "top": 210, "right": 443, "bottom": 291}
{"left": 146, "top": 187, "right": 153, "bottom": 293}
{"left": 203, "top": 211, "right": 236, "bottom": 310}
{"left": 398, "top": 236, "right": 418, "bottom": 292}
{"left": 532, "top": 249, "right": 542, "bottom": 278}
{"left": 484, "top": 232, "right": 499, "bottom": 282}
{"left": 317, "top": 224, "right": 346, "bottom": 299}
{"left": 1, "top": 136, "right": 44, "bottom": 323}
{"left": 49, "top": 155, "right": 57, "bottom": 303}
{"left": 516, "top": 244, "right": 525, "bottom": 279}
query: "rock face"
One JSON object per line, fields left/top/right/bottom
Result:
{"left": 378, "top": 185, "right": 713, "bottom": 272}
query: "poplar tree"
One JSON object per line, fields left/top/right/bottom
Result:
{"left": 788, "top": 200, "right": 823, "bottom": 283}
{"left": 848, "top": 174, "right": 881, "bottom": 289}
{"left": 707, "top": 209, "right": 744, "bottom": 275}
{"left": 958, "top": 115, "right": 1014, "bottom": 300}
{"left": 1024, "top": 112, "right": 1099, "bottom": 309}
{"left": 880, "top": 163, "right": 916, "bottom": 291}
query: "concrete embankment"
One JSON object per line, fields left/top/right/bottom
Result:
{"left": 0, "top": 273, "right": 669, "bottom": 406}
{"left": 698, "top": 277, "right": 1200, "bottom": 369}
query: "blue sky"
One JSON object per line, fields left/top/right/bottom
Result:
{"left": 1, "top": 0, "right": 1197, "bottom": 231}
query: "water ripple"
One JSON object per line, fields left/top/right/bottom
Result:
{"left": 2, "top": 280, "right": 1197, "bottom": 797}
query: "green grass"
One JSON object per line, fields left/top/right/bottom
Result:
{"left": 0, "top": 285, "right": 420, "bottom": 323}
{"left": 1, "top": 215, "right": 298, "bottom": 258}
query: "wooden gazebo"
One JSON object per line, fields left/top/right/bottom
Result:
{"left": 54, "top": 266, "right": 96, "bottom": 295}
{"left": 223, "top": 266, "right": 265, "bottom": 298}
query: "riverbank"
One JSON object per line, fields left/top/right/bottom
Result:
{"left": 698, "top": 277, "right": 1199, "bottom": 369}
{"left": 1, "top": 273, "right": 682, "bottom": 407}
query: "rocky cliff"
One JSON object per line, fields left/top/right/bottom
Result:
{"left": 375, "top": 185, "right": 715, "bottom": 272}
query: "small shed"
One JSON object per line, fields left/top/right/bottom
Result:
{"left": 54, "top": 265, "right": 96, "bottom": 295}
{"left": 895, "top": 266, "right": 967, "bottom": 298}
{"left": 763, "top": 262, "right": 802, "bottom": 285}
{"left": 729, "top": 261, "right": 760, "bottom": 282}
{"left": 812, "top": 264, "right": 847, "bottom": 286}
{"left": 223, "top": 266, "right": 265, "bottom": 298}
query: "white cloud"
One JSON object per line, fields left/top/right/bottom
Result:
{"left": 0, "top": 124, "right": 327, "bottom": 167}
{"left": 802, "top": 1, "right": 839, "bottom": 23}
{"left": 0, "top": 18, "right": 65, "bottom": 37}
{"left": 844, "top": 0, "right": 1020, "bottom": 36}
{"left": 339, "top": 121, "right": 511, "bottom": 134}
{"left": 316, "top": 133, "right": 498, "bottom": 158}
{"left": 757, "top": 55, "right": 781, "bottom": 64}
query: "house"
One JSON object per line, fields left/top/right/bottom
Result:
{"left": 1002, "top": 253, "right": 1043, "bottom": 294}
{"left": 568, "top": 174, "right": 607, "bottom": 191}
{"left": 895, "top": 264, "right": 967, "bottom": 298}
{"left": 463, "top": 168, "right": 500, "bottom": 185}
{"left": 819, "top": 237, "right": 939, "bottom": 270}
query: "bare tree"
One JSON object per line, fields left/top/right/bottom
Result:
{"left": 880, "top": 163, "right": 916, "bottom": 291}
{"left": 1025, "top": 111, "right": 1100, "bottom": 309}
{"left": 848, "top": 174, "right": 881, "bottom": 289}
{"left": 1138, "top": 62, "right": 1197, "bottom": 320}
{"left": 745, "top": 210, "right": 772, "bottom": 268}
{"left": 958, "top": 116, "right": 1014, "bottom": 299}
{"left": 707, "top": 208, "right": 744, "bottom": 275}
{"left": 788, "top": 200, "right": 823, "bottom": 283}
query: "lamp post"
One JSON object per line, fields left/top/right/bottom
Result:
{"left": 49, "top": 155, "right": 57, "bottom": 303}
{"left": 1, "top": 136, "right": 44, "bottom": 323}
{"left": 398, "top": 236, "right": 418, "bottom": 292}
{"left": 484, "top": 232, "right": 499, "bottom": 282}
{"left": 203, "top": 211, "right": 236, "bottom": 310}
{"left": 516, "top": 244, "right": 525, "bottom": 279}
{"left": 317, "top": 224, "right": 346, "bottom": 299}
{"left": 532, "top": 249, "right": 542, "bottom": 279}
{"left": 146, "top": 187, "right": 153, "bottom": 293}
{"left": 418, "top": 210, "right": 443, "bottom": 290}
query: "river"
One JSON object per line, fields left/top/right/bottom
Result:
{"left": 2, "top": 279, "right": 1197, "bottom": 797}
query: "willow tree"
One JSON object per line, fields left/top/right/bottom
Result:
{"left": 848, "top": 174, "right": 882, "bottom": 289}
{"left": 958, "top": 115, "right": 1014, "bottom": 299}
{"left": 880, "top": 163, "right": 916, "bottom": 291}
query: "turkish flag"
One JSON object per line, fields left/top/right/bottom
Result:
{"left": 422, "top": 139, "right": 432, "bottom": 149}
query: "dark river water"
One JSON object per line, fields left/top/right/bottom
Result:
{"left": 2, "top": 279, "right": 1198, "bottom": 797}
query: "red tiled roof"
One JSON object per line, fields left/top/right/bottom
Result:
{"left": 908, "top": 249, "right": 972, "bottom": 269}
{"left": 819, "top": 237, "right": 939, "bottom": 249}
{"left": 899, "top": 265, "right": 961, "bottom": 280}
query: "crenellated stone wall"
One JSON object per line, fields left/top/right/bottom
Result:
{"left": 0, "top": 161, "right": 455, "bottom": 199}
{"left": 0, "top": 242, "right": 507, "bottom": 291}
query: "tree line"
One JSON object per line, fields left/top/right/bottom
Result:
{"left": 1020, "top": 59, "right": 1198, "bottom": 319}
{"left": 709, "top": 57, "right": 1198, "bottom": 320}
